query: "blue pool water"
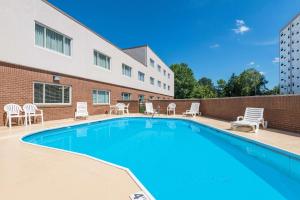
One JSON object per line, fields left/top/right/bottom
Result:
{"left": 23, "top": 117, "right": 300, "bottom": 200}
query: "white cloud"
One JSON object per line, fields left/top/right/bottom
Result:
{"left": 209, "top": 44, "right": 220, "bottom": 48}
{"left": 272, "top": 57, "right": 279, "bottom": 63}
{"left": 247, "top": 61, "right": 260, "bottom": 68}
{"left": 259, "top": 71, "right": 265, "bottom": 75}
{"left": 233, "top": 19, "right": 250, "bottom": 34}
{"left": 254, "top": 39, "right": 278, "bottom": 46}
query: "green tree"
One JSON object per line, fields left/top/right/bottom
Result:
{"left": 237, "top": 68, "right": 268, "bottom": 96}
{"left": 191, "top": 84, "right": 217, "bottom": 98}
{"left": 216, "top": 79, "right": 226, "bottom": 97}
{"left": 223, "top": 73, "right": 240, "bottom": 97}
{"left": 170, "top": 63, "right": 196, "bottom": 99}
{"left": 263, "top": 85, "right": 280, "bottom": 95}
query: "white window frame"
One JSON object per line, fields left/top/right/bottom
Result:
{"left": 33, "top": 82, "right": 72, "bottom": 106}
{"left": 34, "top": 21, "right": 72, "bottom": 57}
{"left": 138, "top": 71, "right": 145, "bottom": 82}
{"left": 92, "top": 89, "right": 111, "bottom": 105}
{"left": 122, "top": 64, "right": 132, "bottom": 77}
{"left": 121, "top": 92, "right": 131, "bottom": 100}
{"left": 93, "top": 50, "right": 111, "bottom": 70}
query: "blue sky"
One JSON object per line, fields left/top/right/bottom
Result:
{"left": 49, "top": 0, "right": 300, "bottom": 88}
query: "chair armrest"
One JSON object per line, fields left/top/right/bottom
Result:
{"left": 237, "top": 116, "right": 244, "bottom": 121}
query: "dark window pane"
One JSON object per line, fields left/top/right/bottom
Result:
{"left": 34, "top": 83, "right": 44, "bottom": 103}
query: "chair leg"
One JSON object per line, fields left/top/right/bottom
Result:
{"left": 41, "top": 115, "right": 44, "bottom": 125}
{"left": 8, "top": 117, "right": 12, "bottom": 128}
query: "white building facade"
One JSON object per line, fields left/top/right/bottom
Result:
{"left": 280, "top": 13, "right": 300, "bottom": 94}
{"left": 0, "top": 0, "right": 174, "bottom": 124}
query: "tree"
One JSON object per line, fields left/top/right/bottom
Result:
{"left": 170, "top": 63, "right": 196, "bottom": 99}
{"left": 216, "top": 79, "right": 226, "bottom": 97}
{"left": 223, "top": 73, "right": 240, "bottom": 97}
{"left": 237, "top": 68, "right": 268, "bottom": 96}
{"left": 263, "top": 85, "right": 280, "bottom": 95}
{"left": 191, "top": 84, "right": 217, "bottom": 98}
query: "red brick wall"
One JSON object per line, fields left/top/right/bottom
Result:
{"left": 152, "top": 96, "right": 300, "bottom": 133}
{"left": 0, "top": 61, "right": 172, "bottom": 125}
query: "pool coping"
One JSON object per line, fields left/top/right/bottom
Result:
{"left": 20, "top": 115, "right": 300, "bottom": 199}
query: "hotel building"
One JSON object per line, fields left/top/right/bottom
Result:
{"left": 280, "top": 13, "right": 300, "bottom": 94}
{"left": 0, "top": 0, "right": 174, "bottom": 125}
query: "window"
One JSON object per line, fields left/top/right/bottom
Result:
{"left": 35, "top": 23, "right": 71, "bottom": 56}
{"left": 150, "top": 77, "right": 155, "bottom": 85}
{"left": 163, "top": 70, "right": 166, "bottom": 76}
{"left": 138, "top": 71, "right": 145, "bottom": 82}
{"left": 168, "top": 73, "right": 170, "bottom": 79}
{"left": 94, "top": 50, "right": 110, "bottom": 70}
{"left": 150, "top": 58, "right": 155, "bottom": 67}
{"left": 139, "top": 95, "right": 145, "bottom": 102}
{"left": 157, "top": 65, "right": 161, "bottom": 72}
{"left": 163, "top": 83, "right": 166, "bottom": 89}
{"left": 157, "top": 80, "right": 161, "bottom": 87}
{"left": 168, "top": 85, "right": 170, "bottom": 91}
{"left": 122, "top": 64, "right": 132, "bottom": 77}
{"left": 33, "top": 82, "right": 71, "bottom": 104}
{"left": 92, "top": 90, "right": 110, "bottom": 105}
{"left": 149, "top": 96, "right": 154, "bottom": 100}
{"left": 122, "top": 92, "right": 131, "bottom": 100}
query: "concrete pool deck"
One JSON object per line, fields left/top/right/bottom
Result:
{"left": 0, "top": 114, "right": 300, "bottom": 200}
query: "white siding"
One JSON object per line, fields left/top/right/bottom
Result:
{"left": 0, "top": 0, "right": 174, "bottom": 97}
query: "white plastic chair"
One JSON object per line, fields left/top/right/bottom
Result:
{"left": 4, "top": 104, "right": 25, "bottom": 128}
{"left": 124, "top": 103, "right": 130, "bottom": 114}
{"left": 167, "top": 103, "right": 176, "bottom": 115}
{"left": 145, "top": 102, "right": 157, "bottom": 115}
{"left": 23, "top": 104, "right": 44, "bottom": 125}
{"left": 115, "top": 103, "right": 126, "bottom": 115}
{"left": 231, "top": 107, "right": 265, "bottom": 133}
{"left": 75, "top": 102, "right": 89, "bottom": 119}
{"left": 183, "top": 102, "right": 200, "bottom": 117}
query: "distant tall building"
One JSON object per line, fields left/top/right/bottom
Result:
{"left": 280, "top": 14, "right": 300, "bottom": 94}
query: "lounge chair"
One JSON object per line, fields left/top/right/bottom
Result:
{"left": 231, "top": 107, "right": 265, "bottom": 133}
{"left": 23, "top": 103, "right": 44, "bottom": 125}
{"left": 167, "top": 103, "right": 176, "bottom": 115}
{"left": 4, "top": 103, "right": 25, "bottom": 128}
{"left": 145, "top": 102, "right": 157, "bottom": 115}
{"left": 183, "top": 102, "right": 200, "bottom": 117}
{"left": 75, "top": 102, "right": 89, "bottom": 119}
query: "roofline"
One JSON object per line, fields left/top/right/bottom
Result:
{"left": 122, "top": 44, "right": 171, "bottom": 70}
{"left": 280, "top": 12, "right": 300, "bottom": 32}
{"left": 40, "top": 0, "right": 149, "bottom": 67}
{"left": 122, "top": 44, "right": 148, "bottom": 50}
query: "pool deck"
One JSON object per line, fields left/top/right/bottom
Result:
{"left": 0, "top": 114, "right": 300, "bottom": 200}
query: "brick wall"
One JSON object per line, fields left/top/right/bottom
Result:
{"left": 151, "top": 96, "right": 300, "bottom": 133}
{"left": 0, "top": 61, "right": 172, "bottom": 126}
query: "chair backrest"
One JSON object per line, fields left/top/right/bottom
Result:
{"left": 4, "top": 104, "right": 22, "bottom": 115}
{"left": 23, "top": 104, "right": 38, "bottom": 114}
{"left": 76, "top": 102, "right": 88, "bottom": 113}
{"left": 244, "top": 107, "right": 264, "bottom": 123}
{"left": 116, "top": 103, "right": 125, "bottom": 109}
{"left": 167, "top": 103, "right": 176, "bottom": 110}
{"left": 190, "top": 102, "right": 200, "bottom": 113}
{"left": 145, "top": 102, "right": 154, "bottom": 113}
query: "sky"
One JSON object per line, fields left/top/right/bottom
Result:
{"left": 48, "top": 0, "right": 300, "bottom": 88}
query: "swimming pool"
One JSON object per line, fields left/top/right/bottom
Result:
{"left": 23, "top": 117, "right": 300, "bottom": 200}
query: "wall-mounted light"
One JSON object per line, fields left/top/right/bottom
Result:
{"left": 53, "top": 75, "right": 61, "bottom": 81}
